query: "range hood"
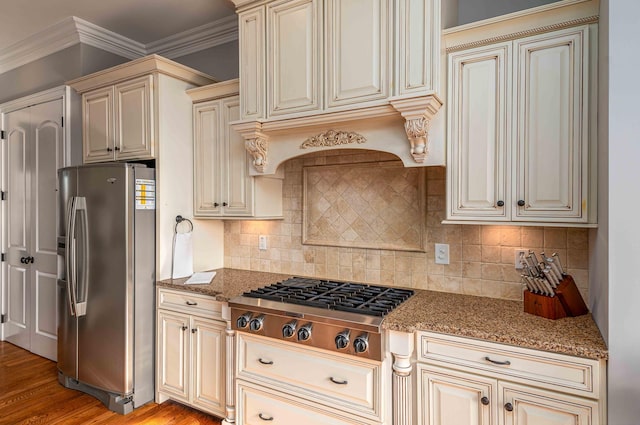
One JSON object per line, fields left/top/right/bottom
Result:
{"left": 231, "top": 0, "right": 447, "bottom": 176}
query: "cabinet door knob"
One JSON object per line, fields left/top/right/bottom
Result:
{"left": 181, "top": 325, "right": 188, "bottom": 331}
{"left": 517, "top": 200, "right": 526, "bottom": 207}
{"left": 107, "top": 147, "right": 113, "bottom": 152}
{"left": 481, "top": 396, "right": 490, "bottom": 405}
{"left": 504, "top": 402, "right": 513, "bottom": 412}
{"left": 191, "top": 328, "right": 198, "bottom": 333}
{"left": 496, "top": 200, "right": 504, "bottom": 207}
{"left": 114, "top": 146, "right": 120, "bottom": 151}
{"left": 214, "top": 202, "right": 219, "bottom": 207}
{"left": 222, "top": 202, "right": 228, "bottom": 207}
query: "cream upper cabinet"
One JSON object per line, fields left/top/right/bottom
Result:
{"left": 68, "top": 55, "right": 215, "bottom": 165}
{"left": 189, "top": 80, "right": 284, "bottom": 219}
{"left": 82, "top": 75, "right": 153, "bottom": 162}
{"left": 325, "top": 0, "right": 390, "bottom": 108}
{"left": 114, "top": 75, "right": 154, "bottom": 160}
{"left": 446, "top": 25, "right": 596, "bottom": 226}
{"left": 447, "top": 43, "right": 511, "bottom": 221}
{"left": 267, "top": 0, "right": 321, "bottom": 116}
{"left": 232, "top": 0, "right": 445, "bottom": 173}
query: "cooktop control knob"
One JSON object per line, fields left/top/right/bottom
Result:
{"left": 236, "top": 313, "right": 252, "bottom": 329}
{"left": 282, "top": 321, "right": 297, "bottom": 338}
{"left": 297, "top": 323, "right": 312, "bottom": 341}
{"left": 249, "top": 315, "right": 265, "bottom": 332}
{"left": 353, "top": 333, "right": 369, "bottom": 353}
{"left": 335, "top": 330, "right": 350, "bottom": 350}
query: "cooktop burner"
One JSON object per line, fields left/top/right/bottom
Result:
{"left": 242, "top": 277, "right": 414, "bottom": 317}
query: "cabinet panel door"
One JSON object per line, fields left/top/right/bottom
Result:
{"left": 114, "top": 75, "right": 154, "bottom": 160}
{"left": 500, "top": 382, "right": 597, "bottom": 425}
{"left": 82, "top": 87, "right": 114, "bottom": 163}
{"left": 221, "top": 97, "right": 253, "bottom": 216}
{"left": 447, "top": 44, "right": 511, "bottom": 220}
{"left": 397, "top": 0, "right": 439, "bottom": 95}
{"left": 418, "top": 365, "right": 497, "bottom": 425}
{"left": 239, "top": 7, "right": 266, "bottom": 120}
{"left": 192, "top": 318, "right": 226, "bottom": 416}
{"left": 326, "top": 0, "right": 390, "bottom": 107}
{"left": 514, "top": 27, "right": 588, "bottom": 222}
{"left": 193, "top": 102, "right": 222, "bottom": 217}
{"left": 267, "top": 0, "right": 321, "bottom": 116}
{"left": 157, "top": 310, "right": 190, "bottom": 401}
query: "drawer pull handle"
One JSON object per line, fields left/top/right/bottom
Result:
{"left": 484, "top": 356, "right": 511, "bottom": 366}
{"left": 259, "top": 413, "right": 274, "bottom": 421}
{"left": 258, "top": 358, "right": 274, "bottom": 365}
{"left": 329, "top": 377, "right": 348, "bottom": 385}
{"left": 186, "top": 301, "right": 198, "bottom": 306}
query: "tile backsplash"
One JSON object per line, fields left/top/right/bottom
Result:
{"left": 224, "top": 150, "right": 589, "bottom": 301}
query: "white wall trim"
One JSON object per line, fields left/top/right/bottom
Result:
{"left": 0, "top": 15, "right": 239, "bottom": 75}
{"left": 0, "top": 85, "right": 66, "bottom": 113}
{"left": 147, "top": 15, "right": 239, "bottom": 59}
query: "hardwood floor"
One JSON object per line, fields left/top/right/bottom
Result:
{"left": 0, "top": 341, "right": 222, "bottom": 425}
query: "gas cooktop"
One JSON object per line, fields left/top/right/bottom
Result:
{"left": 241, "top": 277, "right": 414, "bottom": 317}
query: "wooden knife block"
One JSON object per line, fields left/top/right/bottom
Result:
{"left": 523, "top": 275, "right": 588, "bottom": 320}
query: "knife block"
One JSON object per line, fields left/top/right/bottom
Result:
{"left": 523, "top": 275, "right": 588, "bottom": 320}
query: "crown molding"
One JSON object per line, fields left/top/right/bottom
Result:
{"left": 147, "top": 15, "right": 238, "bottom": 59}
{"left": 0, "top": 14, "right": 239, "bottom": 75}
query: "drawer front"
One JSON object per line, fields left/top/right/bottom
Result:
{"left": 418, "top": 332, "right": 599, "bottom": 398}
{"left": 237, "top": 333, "right": 382, "bottom": 420}
{"left": 157, "top": 288, "right": 223, "bottom": 319}
{"left": 238, "top": 382, "right": 365, "bottom": 425}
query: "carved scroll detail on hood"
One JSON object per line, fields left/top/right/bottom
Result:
{"left": 300, "top": 130, "right": 366, "bottom": 149}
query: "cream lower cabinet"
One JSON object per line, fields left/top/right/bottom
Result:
{"left": 446, "top": 24, "right": 597, "bottom": 225}
{"left": 188, "top": 80, "right": 283, "bottom": 219}
{"left": 417, "top": 332, "right": 605, "bottom": 425}
{"left": 157, "top": 288, "right": 226, "bottom": 418}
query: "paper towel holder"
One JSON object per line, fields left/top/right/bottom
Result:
{"left": 175, "top": 215, "right": 193, "bottom": 233}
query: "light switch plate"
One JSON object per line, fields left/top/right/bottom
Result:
{"left": 435, "top": 243, "right": 450, "bottom": 265}
{"left": 259, "top": 235, "right": 267, "bottom": 251}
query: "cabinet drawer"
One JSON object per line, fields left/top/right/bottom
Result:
{"left": 418, "top": 332, "right": 600, "bottom": 398}
{"left": 238, "top": 381, "right": 365, "bottom": 425}
{"left": 237, "top": 333, "right": 382, "bottom": 421}
{"left": 157, "top": 288, "right": 223, "bottom": 320}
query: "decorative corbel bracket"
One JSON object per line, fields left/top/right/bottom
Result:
{"left": 390, "top": 95, "right": 443, "bottom": 163}
{"left": 232, "top": 121, "right": 269, "bottom": 173}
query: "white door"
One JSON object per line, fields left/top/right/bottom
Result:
{"left": 513, "top": 27, "right": 588, "bottom": 222}
{"left": 193, "top": 101, "right": 222, "bottom": 217}
{"left": 82, "top": 86, "right": 114, "bottom": 163}
{"left": 157, "top": 310, "right": 190, "bottom": 401}
{"left": 419, "top": 365, "right": 497, "bottom": 425}
{"left": 192, "top": 317, "right": 226, "bottom": 416}
{"left": 221, "top": 97, "right": 252, "bottom": 216}
{"left": 114, "top": 75, "right": 154, "bottom": 160}
{"left": 3, "top": 98, "right": 63, "bottom": 361}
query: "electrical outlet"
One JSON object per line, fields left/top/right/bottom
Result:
{"left": 514, "top": 248, "right": 527, "bottom": 269}
{"left": 259, "top": 235, "right": 267, "bottom": 251}
{"left": 435, "top": 243, "right": 450, "bottom": 265}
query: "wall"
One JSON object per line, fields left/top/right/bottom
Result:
{"left": 606, "top": 0, "right": 640, "bottom": 421}
{"left": 224, "top": 150, "right": 591, "bottom": 301}
{"left": 172, "top": 41, "right": 239, "bottom": 81}
{"left": 0, "top": 44, "right": 129, "bottom": 104}
{"left": 456, "top": 0, "right": 561, "bottom": 26}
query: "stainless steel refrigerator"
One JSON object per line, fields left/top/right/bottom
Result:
{"left": 57, "top": 163, "right": 155, "bottom": 414}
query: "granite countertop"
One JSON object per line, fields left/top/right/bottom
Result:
{"left": 158, "top": 268, "right": 608, "bottom": 360}
{"left": 157, "top": 268, "right": 292, "bottom": 302}
{"left": 383, "top": 290, "right": 608, "bottom": 360}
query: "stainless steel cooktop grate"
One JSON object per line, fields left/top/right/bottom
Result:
{"left": 242, "top": 277, "right": 414, "bottom": 316}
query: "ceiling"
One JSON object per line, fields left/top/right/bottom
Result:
{"left": 0, "top": 0, "right": 237, "bottom": 52}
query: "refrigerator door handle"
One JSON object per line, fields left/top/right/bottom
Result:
{"left": 74, "top": 197, "right": 89, "bottom": 317}
{"left": 65, "top": 197, "right": 77, "bottom": 317}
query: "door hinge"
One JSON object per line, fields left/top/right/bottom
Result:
{"left": 1, "top": 130, "right": 4, "bottom": 140}
{"left": 1, "top": 253, "right": 5, "bottom": 262}
{"left": 61, "top": 117, "right": 64, "bottom": 127}
{"left": 0, "top": 314, "right": 5, "bottom": 324}
{"left": 1, "top": 191, "right": 5, "bottom": 200}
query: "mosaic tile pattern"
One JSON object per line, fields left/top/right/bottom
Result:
{"left": 303, "top": 162, "right": 425, "bottom": 251}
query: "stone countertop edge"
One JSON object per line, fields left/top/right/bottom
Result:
{"left": 383, "top": 290, "right": 608, "bottom": 361}
{"left": 157, "top": 268, "right": 608, "bottom": 361}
